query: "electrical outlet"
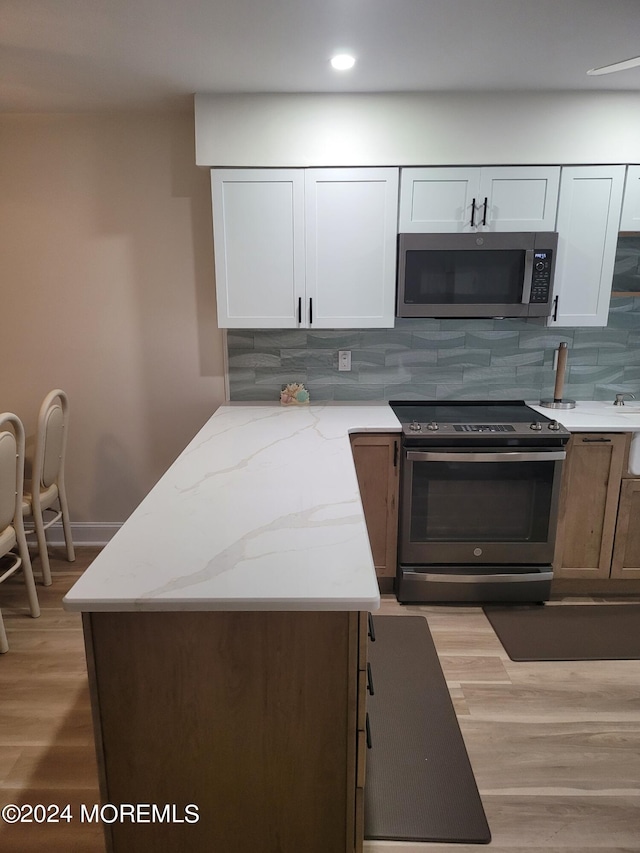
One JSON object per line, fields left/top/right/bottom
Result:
{"left": 338, "top": 350, "right": 352, "bottom": 372}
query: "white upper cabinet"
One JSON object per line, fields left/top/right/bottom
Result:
{"left": 304, "top": 169, "right": 399, "bottom": 329}
{"left": 620, "top": 165, "right": 640, "bottom": 231}
{"left": 211, "top": 168, "right": 398, "bottom": 329}
{"left": 398, "top": 168, "right": 480, "bottom": 233}
{"left": 480, "top": 167, "right": 560, "bottom": 231}
{"left": 211, "top": 170, "right": 305, "bottom": 328}
{"left": 549, "top": 166, "right": 625, "bottom": 327}
{"left": 398, "top": 166, "right": 560, "bottom": 233}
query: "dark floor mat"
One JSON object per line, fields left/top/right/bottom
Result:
{"left": 364, "top": 615, "right": 491, "bottom": 844}
{"left": 483, "top": 603, "right": 640, "bottom": 661}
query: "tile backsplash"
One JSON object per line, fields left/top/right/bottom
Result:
{"left": 227, "top": 296, "right": 640, "bottom": 403}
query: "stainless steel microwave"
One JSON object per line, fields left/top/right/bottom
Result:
{"left": 396, "top": 231, "right": 558, "bottom": 319}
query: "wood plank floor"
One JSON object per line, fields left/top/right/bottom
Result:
{"left": 367, "top": 595, "right": 640, "bottom": 853}
{"left": 1, "top": 551, "right": 639, "bottom": 851}
{"left": 0, "top": 548, "right": 103, "bottom": 852}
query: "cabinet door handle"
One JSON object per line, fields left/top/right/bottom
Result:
{"left": 393, "top": 440, "right": 399, "bottom": 467}
{"left": 368, "top": 612, "right": 376, "bottom": 642}
{"left": 470, "top": 197, "right": 476, "bottom": 227}
{"left": 297, "top": 297, "right": 302, "bottom": 324}
{"left": 367, "top": 661, "right": 375, "bottom": 695}
{"left": 482, "top": 197, "right": 488, "bottom": 226}
{"left": 582, "top": 437, "right": 612, "bottom": 443}
{"left": 365, "top": 713, "right": 372, "bottom": 749}
{"left": 309, "top": 297, "right": 313, "bottom": 325}
{"left": 552, "top": 295, "right": 559, "bottom": 322}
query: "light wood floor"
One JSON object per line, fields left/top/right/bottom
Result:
{"left": 1, "top": 550, "right": 639, "bottom": 852}
{"left": 367, "top": 595, "right": 640, "bottom": 853}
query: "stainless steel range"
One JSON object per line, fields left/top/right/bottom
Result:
{"left": 390, "top": 401, "right": 570, "bottom": 604}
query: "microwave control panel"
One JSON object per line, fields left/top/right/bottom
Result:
{"left": 529, "top": 250, "right": 554, "bottom": 303}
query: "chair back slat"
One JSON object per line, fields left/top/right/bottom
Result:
{"left": 41, "top": 404, "right": 64, "bottom": 489}
{"left": 0, "top": 431, "right": 17, "bottom": 531}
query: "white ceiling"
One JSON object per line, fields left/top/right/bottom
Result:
{"left": 4, "top": 0, "right": 640, "bottom": 112}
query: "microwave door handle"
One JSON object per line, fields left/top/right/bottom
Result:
{"left": 521, "top": 248, "right": 534, "bottom": 304}
{"left": 406, "top": 450, "right": 566, "bottom": 463}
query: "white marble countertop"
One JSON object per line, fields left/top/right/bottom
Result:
{"left": 528, "top": 400, "right": 640, "bottom": 432}
{"left": 63, "top": 399, "right": 640, "bottom": 614}
{"left": 63, "top": 404, "right": 401, "bottom": 613}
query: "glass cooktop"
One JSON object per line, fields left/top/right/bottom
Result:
{"left": 389, "top": 400, "right": 551, "bottom": 425}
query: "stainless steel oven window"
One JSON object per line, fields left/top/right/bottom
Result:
{"left": 399, "top": 449, "right": 565, "bottom": 565}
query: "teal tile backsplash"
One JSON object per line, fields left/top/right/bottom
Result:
{"left": 227, "top": 297, "right": 640, "bottom": 402}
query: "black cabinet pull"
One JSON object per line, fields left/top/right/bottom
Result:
{"left": 365, "top": 713, "right": 372, "bottom": 749}
{"left": 309, "top": 297, "right": 313, "bottom": 324}
{"left": 470, "top": 197, "right": 476, "bottom": 227}
{"left": 368, "top": 612, "right": 376, "bottom": 642}
{"left": 393, "top": 440, "right": 398, "bottom": 468}
{"left": 552, "top": 295, "right": 559, "bottom": 322}
{"left": 297, "top": 297, "right": 302, "bottom": 324}
{"left": 482, "top": 197, "right": 488, "bottom": 226}
{"left": 582, "top": 437, "right": 612, "bottom": 443}
{"left": 367, "top": 661, "right": 375, "bottom": 695}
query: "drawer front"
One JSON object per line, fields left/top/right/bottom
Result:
{"left": 357, "top": 668, "right": 367, "bottom": 731}
{"left": 358, "top": 612, "right": 368, "bottom": 670}
{"left": 356, "top": 728, "right": 367, "bottom": 789}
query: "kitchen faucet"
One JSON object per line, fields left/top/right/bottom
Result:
{"left": 613, "top": 393, "right": 636, "bottom": 406}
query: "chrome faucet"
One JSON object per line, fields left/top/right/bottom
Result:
{"left": 614, "top": 393, "right": 636, "bottom": 406}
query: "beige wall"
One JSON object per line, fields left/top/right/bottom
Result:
{"left": 0, "top": 110, "right": 225, "bottom": 532}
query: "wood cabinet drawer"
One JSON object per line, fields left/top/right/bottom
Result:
{"left": 357, "top": 668, "right": 367, "bottom": 731}
{"left": 358, "top": 611, "right": 368, "bottom": 670}
{"left": 356, "top": 728, "right": 367, "bottom": 789}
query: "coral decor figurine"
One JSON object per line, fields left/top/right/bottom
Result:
{"left": 280, "top": 383, "right": 310, "bottom": 406}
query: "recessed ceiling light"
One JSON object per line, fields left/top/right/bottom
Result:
{"left": 330, "top": 54, "right": 356, "bottom": 71}
{"left": 587, "top": 55, "right": 640, "bottom": 75}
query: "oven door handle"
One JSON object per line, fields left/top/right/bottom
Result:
{"left": 403, "top": 569, "right": 554, "bottom": 584}
{"left": 406, "top": 450, "right": 566, "bottom": 463}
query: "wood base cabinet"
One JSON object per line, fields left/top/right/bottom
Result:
{"left": 553, "top": 432, "right": 640, "bottom": 594}
{"left": 350, "top": 433, "right": 400, "bottom": 588}
{"left": 611, "top": 479, "right": 640, "bottom": 579}
{"left": 554, "top": 433, "right": 627, "bottom": 581}
{"left": 83, "top": 610, "right": 368, "bottom": 853}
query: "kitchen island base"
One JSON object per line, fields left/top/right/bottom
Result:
{"left": 83, "top": 609, "right": 366, "bottom": 853}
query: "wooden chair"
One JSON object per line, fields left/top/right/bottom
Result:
{"left": 22, "top": 390, "right": 75, "bottom": 587}
{"left": 0, "top": 412, "right": 40, "bottom": 653}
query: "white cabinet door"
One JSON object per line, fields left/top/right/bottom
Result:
{"left": 398, "top": 168, "right": 480, "bottom": 233}
{"left": 399, "top": 167, "right": 560, "bottom": 233}
{"left": 550, "top": 166, "right": 625, "bottom": 327}
{"left": 620, "top": 165, "right": 640, "bottom": 231}
{"left": 211, "top": 170, "right": 305, "bottom": 328}
{"left": 479, "top": 167, "right": 560, "bottom": 231}
{"left": 304, "top": 169, "right": 398, "bottom": 329}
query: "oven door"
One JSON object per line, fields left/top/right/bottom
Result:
{"left": 399, "top": 447, "right": 566, "bottom": 566}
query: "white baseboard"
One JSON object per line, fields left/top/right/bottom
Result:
{"left": 27, "top": 522, "right": 121, "bottom": 547}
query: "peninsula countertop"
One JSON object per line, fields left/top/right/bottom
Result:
{"left": 63, "top": 403, "right": 401, "bottom": 613}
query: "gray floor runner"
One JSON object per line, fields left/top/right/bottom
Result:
{"left": 364, "top": 615, "right": 491, "bottom": 844}
{"left": 483, "top": 603, "right": 640, "bottom": 661}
